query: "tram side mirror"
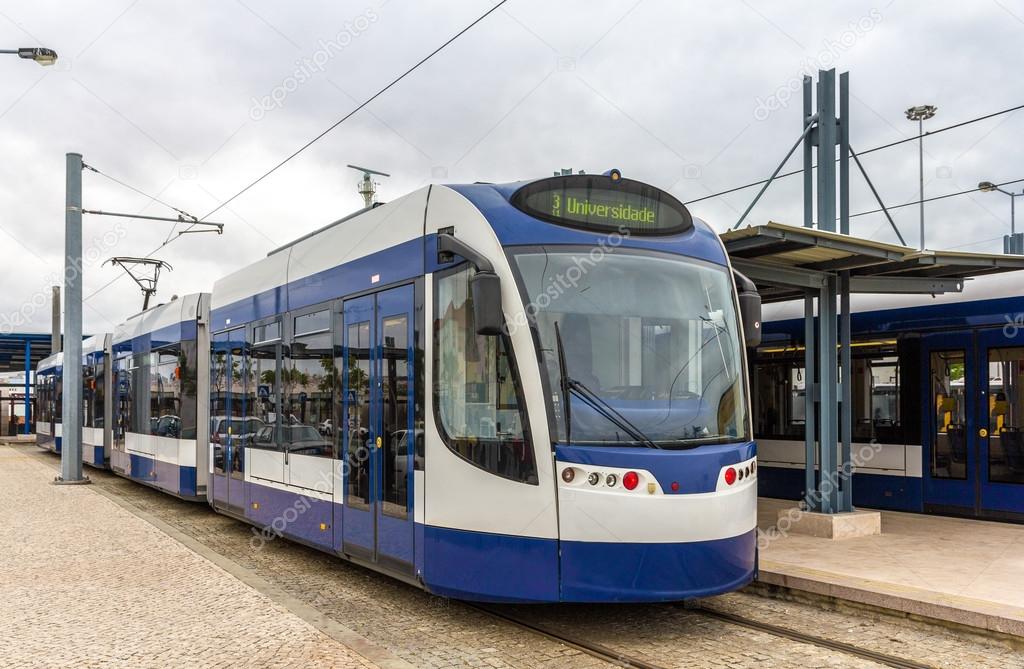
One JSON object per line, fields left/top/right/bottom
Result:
{"left": 734, "top": 270, "right": 762, "bottom": 349}
{"left": 471, "top": 270, "right": 503, "bottom": 336}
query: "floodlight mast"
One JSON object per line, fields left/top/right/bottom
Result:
{"left": 347, "top": 164, "right": 390, "bottom": 208}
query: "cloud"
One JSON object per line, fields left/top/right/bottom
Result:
{"left": 0, "top": 0, "right": 1021, "bottom": 334}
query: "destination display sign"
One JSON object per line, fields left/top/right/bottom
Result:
{"left": 511, "top": 174, "right": 692, "bottom": 235}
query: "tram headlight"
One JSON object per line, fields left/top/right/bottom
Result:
{"left": 605, "top": 473, "right": 618, "bottom": 487}
{"left": 587, "top": 472, "right": 601, "bottom": 486}
{"left": 561, "top": 468, "right": 575, "bottom": 483}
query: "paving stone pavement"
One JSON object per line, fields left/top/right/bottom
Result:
{"left": 0, "top": 445, "right": 380, "bottom": 669}
{"left": 9, "top": 444, "right": 1024, "bottom": 668}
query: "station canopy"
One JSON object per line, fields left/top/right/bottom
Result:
{"left": 721, "top": 222, "right": 1024, "bottom": 303}
{"left": 0, "top": 333, "right": 53, "bottom": 375}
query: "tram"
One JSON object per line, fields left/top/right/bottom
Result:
{"left": 36, "top": 172, "right": 765, "bottom": 602}
{"left": 35, "top": 352, "right": 62, "bottom": 453}
{"left": 755, "top": 281, "right": 1024, "bottom": 521}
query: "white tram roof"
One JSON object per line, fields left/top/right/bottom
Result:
{"left": 212, "top": 186, "right": 433, "bottom": 311}
{"left": 36, "top": 351, "right": 62, "bottom": 373}
{"left": 112, "top": 292, "right": 206, "bottom": 344}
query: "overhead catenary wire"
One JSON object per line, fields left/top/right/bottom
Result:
{"left": 82, "top": 163, "right": 199, "bottom": 222}
{"left": 683, "top": 102, "right": 1024, "bottom": 206}
{"left": 198, "top": 0, "right": 510, "bottom": 223}
{"left": 85, "top": 1, "right": 509, "bottom": 304}
{"left": 847, "top": 176, "right": 1024, "bottom": 220}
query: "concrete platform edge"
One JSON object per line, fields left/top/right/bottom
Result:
{"left": 758, "top": 560, "right": 1024, "bottom": 638}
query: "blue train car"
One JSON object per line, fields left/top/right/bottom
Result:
{"left": 755, "top": 288, "right": 1024, "bottom": 521}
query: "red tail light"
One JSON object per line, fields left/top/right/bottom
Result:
{"left": 622, "top": 471, "right": 639, "bottom": 490}
{"left": 724, "top": 467, "right": 737, "bottom": 485}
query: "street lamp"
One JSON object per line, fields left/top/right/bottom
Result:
{"left": 0, "top": 47, "right": 58, "bottom": 66}
{"left": 978, "top": 180, "right": 1024, "bottom": 254}
{"left": 906, "top": 104, "right": 937, "bottom": 250}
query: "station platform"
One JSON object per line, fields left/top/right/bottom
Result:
{"left": 756, "top": 497, "right": 1024, "bottom": 637}
{"left": 0, "top": 443, "right": 385, "bottom": 668}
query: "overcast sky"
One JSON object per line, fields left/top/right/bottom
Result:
{"left": 1, "top": 0, "right": 1022, "bottom": 335}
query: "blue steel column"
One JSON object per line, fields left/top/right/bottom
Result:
{"left": 59, "top": 153, "right": 86, "bottom": 483}
{"left": 838, "top": 72, "right": 853, "bottom": 512}
{"left": 816, "top": 70, "right": 839, "bottom": 513}
{"left": 802, "top": 75, "right": 818, "bottom": 509}
{"left": 23, "top": 340, "right": 30, "bottom": 434}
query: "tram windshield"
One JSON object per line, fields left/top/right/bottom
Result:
{"left": 513, "top": 248, "right": 749, "bottom": 447}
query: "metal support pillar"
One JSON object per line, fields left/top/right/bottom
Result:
{"left": 59, "top": 152, "right": 86, "bottom": 484}
{"left": 838, "top": 72, "right": 853, "bottom": 512}
{"left": 840, "top": 274, "right": 852, "bottom": 511}
{"left": 816, "top": 70, "right": 839, "bottom": 514}
{"left": 23, "top": 339, "right": 30, "bottom": 434}
{"left": 801, "top": 74, "right": 818, "bottom": 510}
{"left": 803, "top": 291, "right": 817, "bottom": 510}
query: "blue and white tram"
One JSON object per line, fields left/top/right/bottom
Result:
{"left": 110, "top": 293, "right": 211, "bottom": 500}
{"left": 82, "top": 334, "right": 113, "bottom": 468}
{"left": 35, "top": 352, "right": 62, "bottom": 453}
{"left": 208, "top": 172, "right": 761, "bottom": 602}
{"left": 755, "top": 278, "right": 1024, "bottom": 521}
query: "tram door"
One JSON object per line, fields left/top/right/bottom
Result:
{"left": 341, "top": 284, "right": 415, "bottom": 573}
{"left": 923, "top": 330, "right": 1024, "bottom": 517}
{"left": 111, "top": 365, "right": 130, "bottom": 475}
{"left": 211, "top": 329, "right": 246, "bottom": 513}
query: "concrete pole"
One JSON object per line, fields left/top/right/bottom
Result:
{"left": 58, "top": 152, "right": 87, "bottom": 483}
{"left": 51, "top": 286, "right": 60, "bottom": 353}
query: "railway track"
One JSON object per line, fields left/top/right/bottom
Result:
{"left": 472, "top": 602, "right": 939, "bottom": 669}
{"left": 23, "top": 447, "right": 939, "bottom": 669}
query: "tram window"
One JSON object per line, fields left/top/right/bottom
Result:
{"left": 434, "top": 265, "right": 537, "bottom": 485}
{"left": 988, "top": 347, "right": 1024, "bottom": 485}
{"left": 83, "top": 366, "right": 94, "bottom": 429}
{"left": 129, "top": 353, "right": 149, "bottom": 435}
{"left": 149, "top": 346, "right": 184, "bottom": 439}
{"left": 94, "top": 360, "right": 105, "bottom": 429}
{"left": 283, "top": 328, "right": 334, "bottom": 458}
{"left": 294, "top": 310, "right": 330, "bottom": 336}
{"left": 753, "top": 341, "right": 903, "bottom": 444}
{"left": 751, "top": 360, "right": 806, "bottom": 440}
{"left": 851, "top": 354, "right": 901, "bottom": 444}
{"left": 346, "top": 321, "right": 372, "bottom": 508}
{"left": 249, "top": 339, "right": 282, "bottom": 452}
{"left": 930, "top": 350, "right": 967, "bottom": 480}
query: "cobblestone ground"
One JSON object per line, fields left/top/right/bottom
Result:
{"left": 13, "top": 445, "right": 1024, "bottom": 668}
{"left": 0, "top": 445, "right": 378, "bottom": 668}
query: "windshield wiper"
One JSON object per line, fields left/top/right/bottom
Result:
{"left": 554, "top": 320, "right": 661, "bottom": 450}
{"left": 554, "top": 321, "right": 572, "bottom": 443}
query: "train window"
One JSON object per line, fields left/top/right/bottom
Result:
{"left": 851, "top": 348, "right": 901, "bottom": 444}
{"left": 254, "top": 321, "right": 281, "bottom": 344}
{"left": 283, "top": 328, "right": 334, "bottom": 458}
{"left": 381, "top": 314, "right": 410, "bottom": 517}
{"left": 149, "top": 347, "right": 184, "bottom": 439}
{"left": 930, "top": 350, "right": 967, "bottom": 480}
{"left": 434, "top": 265, "right": 537, "bottom": 485}
{"left": 988, "top": 347, "right": 1024, "bottom": 485}
{"left": 250, "top": 339, "right": 282, "bottom": 452}
{"left": 294, "top": 310, "right": 330, "bottom": 336}
{"left": 753, "top": 340, "right": 905, "bottom": 445}
{"left": 93, "top": 358, "right": 105, "bottom": 429}
{"left": 346, "top": 320, "right": 372, "bottom": 508}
